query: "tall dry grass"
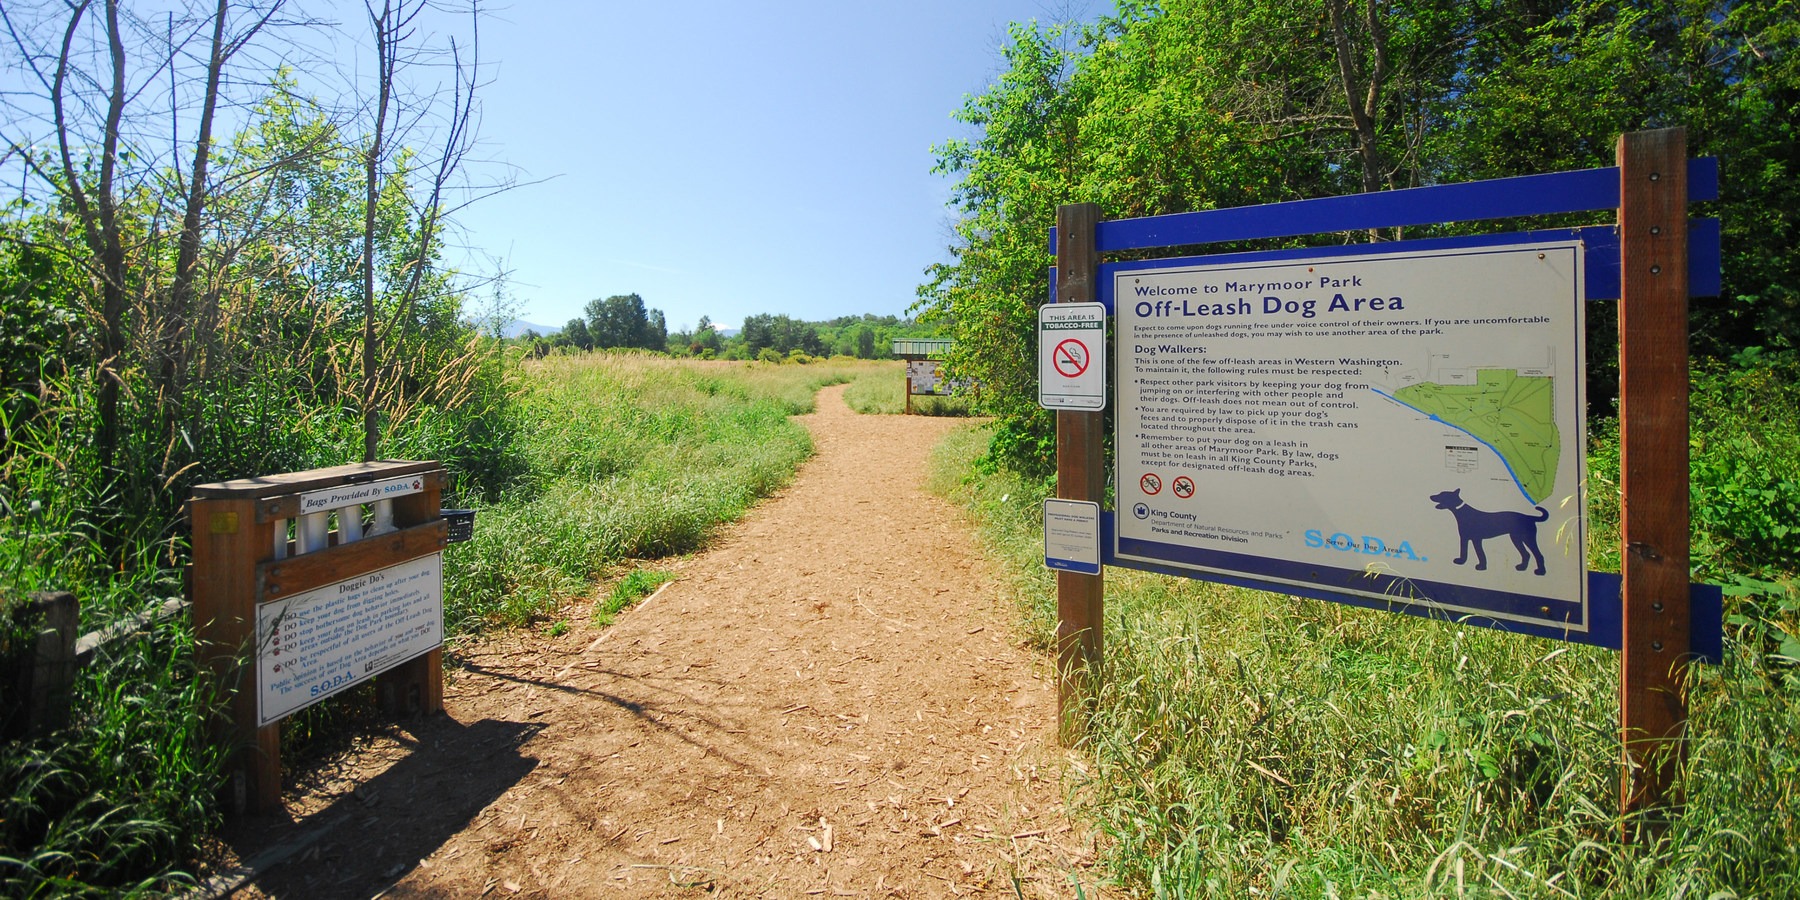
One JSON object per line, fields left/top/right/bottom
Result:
{"left": 928, "top": 363, "right": 1800, "bottom": 898}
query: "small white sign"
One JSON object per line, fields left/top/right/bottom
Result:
{"left": 1039, "top": 303, "right": 1108, "bottom": 410}
{"left": 257, "top": 552, "right": 444, "bottom": 725}
{"left": 1044, "top": 499, "right": 1102, "bottom": 575}
{"left": 296, "top": 474, "right": 426, "bottom": 515}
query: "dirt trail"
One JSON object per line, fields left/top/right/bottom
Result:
{"left": 227, "top": 384, "right": 1098, "bottom": 898}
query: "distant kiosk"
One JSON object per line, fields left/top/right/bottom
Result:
{"left": 891, "top": 339, "right": 955, "bottom": 415}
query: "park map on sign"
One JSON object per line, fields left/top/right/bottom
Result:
{"left": 1388, "top": 369, "right": 1560, "bottom": 504}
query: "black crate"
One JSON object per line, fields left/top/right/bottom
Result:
{"left": 441, "top": 509, "right": 476, "bottom": 544}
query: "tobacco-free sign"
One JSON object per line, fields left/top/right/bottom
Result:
{"left": 1039, "top": 302, "right": 1108, "bottom": 410}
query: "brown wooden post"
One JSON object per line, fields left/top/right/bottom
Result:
{"left": 25, "top": 592, "right": 78, "bottom": 738}
{"left": 1617, "top": 127, "right": 1692, "bottom": 832}
{"left": 1055, "top": 202, "right": 1105, "bottom": 744}
{"left": 905, "top": 366, "right": 914, "bottom": 415}
{"left": 190, "top": 494, "right": 282, "bottom": 814}
{"left": 376, "top": 477, "right": 446, "bottom": 718}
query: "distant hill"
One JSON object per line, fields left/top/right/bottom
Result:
{"left": 499, "top": 319, "right": 558, "bottom": 338}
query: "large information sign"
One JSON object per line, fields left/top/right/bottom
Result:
{"left": 257, "top": 553, "right": 444, "bottom": 725}
{"left": 907, "top": 360, "right": 943, "bottom": 395}
{"left": 1115, "top": 241, "right": 1587, "bottom": 632}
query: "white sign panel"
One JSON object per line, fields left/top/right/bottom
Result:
{"left": 1044, "top": 499, "right": 1102, "bottom": 575}
{"left": 1039, "top": 302, "right": 1108, "bottom": 410}
{"left": 1114, "top": 241, "right": 1586, "bottom": 631}
{"left": 907, "top": 360, "right": 941, "bottom": 395}
{"left": 257, "top": 552, "right": 444, "bottom": 725}
{"left": 297, "top": 474, "right": 426, "bottom": 515}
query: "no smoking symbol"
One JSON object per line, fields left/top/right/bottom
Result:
{"left": 1052, "top": 339, "right": 1090, "bottom": 378}
{"left": 1140, "top": 472, "right": 1162, "bottom": 495}
{"left": 1172, "top": 476, "right": 1195, "bottom": 499}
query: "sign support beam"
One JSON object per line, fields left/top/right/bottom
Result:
{"left": 1054, "top": 202, "right": 1104, "bottom": 744}
{"left": 1617, "top": 127, "right": 1692, "bottom": 834}
{"left": 191, "top": 494, "right": 282, "bottom": 813}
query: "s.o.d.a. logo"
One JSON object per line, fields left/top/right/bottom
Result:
{"left": 1304, "top": 529, "right": 1426, "bottom": 561}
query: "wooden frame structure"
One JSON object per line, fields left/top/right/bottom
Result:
{"left": 1051, "top": 128, "right": 1716, "bottom": 823}
{"left": 892, "top": 338, "right": 955, "bottom": 415}
{"left": 189, "top": 460, "right": 448, "bottom": 814}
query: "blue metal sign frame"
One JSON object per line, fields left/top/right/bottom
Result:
{"left": 1048, "top": 159, "right": 1724, "bottom": 660}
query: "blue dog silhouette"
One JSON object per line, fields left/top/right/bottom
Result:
{"left": 1428, "top": 488, "right": 1549, "bottom": 576}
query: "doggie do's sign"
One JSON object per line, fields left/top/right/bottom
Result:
{"left": 1113, "top": 240, "right": 1588, "bottom": 634}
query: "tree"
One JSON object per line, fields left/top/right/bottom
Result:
{"left": 585, "top": 292, "right": 660, "bottom": 349}
{"left": 2, "top": 0, "right": 303, "bottom": 542}
{"left": 1433, "top": 0, "right": 1800, "bottom": 360}
{"left": 161, "top": 0, "right": 286, "bottom": 444}
{"left": 646, "top": 307, "right": 668, "bottom": 352}
{"left": 740, "top": 313, "right": 776, "bottom": 355}
{"left": 690, "top": 315, "right": 723, "bottom": 355}
{"left": 916, "top": 20, "right": 1088, "bottom": 475}
{"left": 357, "top": 0, "right": 485, "bottom": 461}
{"left": 854, "top": 324, "right": 876, "bottom": 359}
{"left": 921, "top": 0, "right": 1798, "bottom": 477}
{"left": 561, "top": 317, "right": 593, "bottom": 350}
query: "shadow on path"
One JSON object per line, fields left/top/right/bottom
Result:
{"left": 214, "top": 715, "right": 542, "bottom": 899}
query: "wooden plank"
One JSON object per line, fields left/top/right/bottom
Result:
{"left": 255, "top": 468, "right": 446, "bottom": 523}
{"left": 190, "top": 459, "right": 441, "bottom": 500}
{"left": 1616, "top": 128, "right": 1692, "bottom": 832}
{"left": 190, "top": 495, "right": 282, "bottom": 814}
{"left": 255, "top": 519, "right": 448, "bottom": 601}
{"left": 75, "top": 597, "right": 187, "bottom": 662}
{"left": 376, "top": 475, "right": 446, "bottom": 718}
{"left": 1054, "top": 202, "right": 1106, "bottom": 745}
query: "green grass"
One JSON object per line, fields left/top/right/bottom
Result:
{"left": 843, "top": 363, "right": 979, "bottom": 416}
{"left": 2, "top": 388, "right": 227, "bottom": 895}
{"left": 441, "top": 354, "right": 892, "bottom": 632}
{"left": 594, "top": 569, "right": 677, "bottom": 626}
{"left": 928, "top": 365, "right": 1800, "bottom": 899}
{"left": 0, "top": 351, "right": 892, "bottom": 894}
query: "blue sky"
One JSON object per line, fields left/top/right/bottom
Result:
{"left": 450, "top": 1, "right": 1096, "bottom": 333}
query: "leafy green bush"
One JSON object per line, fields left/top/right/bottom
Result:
{"left": 1687, "top": 361, "right": 1800, "bottom": 580}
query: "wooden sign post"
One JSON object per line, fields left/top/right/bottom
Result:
{"left": 190, "top": 460, "right": 448, "bottom": 814}
{"left": 1617, "top": 128, "right": 1692, "bottom": 831}
{"left": 1054, "top": 202, "right": 1105, "bottom": 743}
